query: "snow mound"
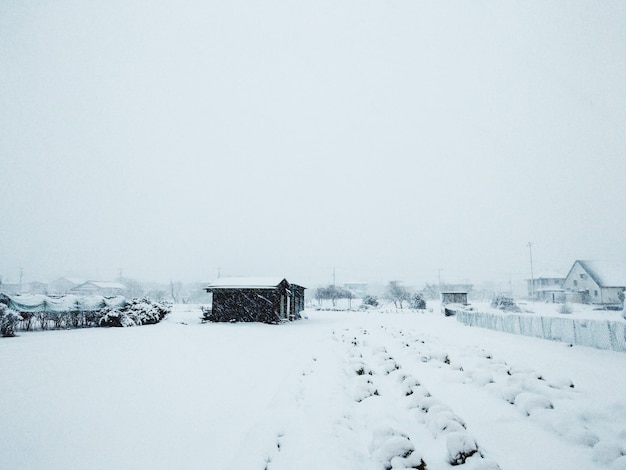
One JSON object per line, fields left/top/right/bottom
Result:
{"left": 446, "top": 431, "right": 481, "bottom": 465}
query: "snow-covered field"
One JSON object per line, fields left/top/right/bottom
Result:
{"left": 2, "top": 304, "right": 626, "bottom": 470}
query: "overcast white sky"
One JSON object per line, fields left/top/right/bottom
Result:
{"left": 1, "top": 0, "right": 625, "bottom": 288}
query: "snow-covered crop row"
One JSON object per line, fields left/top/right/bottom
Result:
{"left": 336, "top": 327, "right": 501, "bottom": 469}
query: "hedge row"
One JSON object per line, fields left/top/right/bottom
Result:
{"left": 0, "top": 298, "right": 171, "bottom": 337}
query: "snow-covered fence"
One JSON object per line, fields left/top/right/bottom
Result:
{"left": 454, "top": 310, "right": 626, "bottom": 352}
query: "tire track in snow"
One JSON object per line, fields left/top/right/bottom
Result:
{"left": 233, "top": 336, "right": 369, "bottom": 470}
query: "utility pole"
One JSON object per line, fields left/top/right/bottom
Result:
{"left": 527, "top": 242, "right": 534, "bottom": 300}
{"left": 332, "top": 267, "right": 336, "bottom": 286}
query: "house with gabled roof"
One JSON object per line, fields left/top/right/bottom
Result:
{"left": 69, "top": 281, "right": 127, "bottom": 297}
{"left": 562, "top": 260, "right": 625, "bottom": 306}
{"left": 204, "top": 277, "right": 305, "bottom": 323}
{"left": 48, "top": 277, "right": 84, "bottom": 295}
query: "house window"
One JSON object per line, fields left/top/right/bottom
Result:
{"left": 594, "top": 290, "right": 598, "bottom": 297}
{"left": 573, "top": 280, "right": 578, "bottom": 287}
{"left": 580, "top": 273, "right": 587, "bottom": 279}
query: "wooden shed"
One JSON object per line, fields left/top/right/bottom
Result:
{"left": 204, "top": 277, "right": 305, "bottom": 323}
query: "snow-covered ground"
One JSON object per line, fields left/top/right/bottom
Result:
{"left": 1, "top": 304, "right": 626, "bottom": 469}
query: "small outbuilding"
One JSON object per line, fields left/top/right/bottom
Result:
{"left": 204, "top": 277, "right": 305, "bottom": 323}
{"left": 440, "top": 291, "right": 469, "bottom": 316}
{"left": 441, "top": 291, "right": 469, "bottom": 305}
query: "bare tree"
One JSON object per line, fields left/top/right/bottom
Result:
{"left": 170, "top": 281, "right": 183, "bottom": 303}
{"left": 385, "top": 281, "right": 410, "bottom": 308}
{"left": 422, "top": 283, "right": 439, "bottom": 300}
{"left": 315, "top": 285, "right": 354, "bottom": 307}
{"left": 120, "top": 277, "right": 145, "bottom": 299}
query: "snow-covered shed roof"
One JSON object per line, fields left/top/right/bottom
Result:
{"left": 206, "top": 277, "right": 289, "bottom": 289}
{"left": 576, "top": 260, "right": 626, "bottom": 288}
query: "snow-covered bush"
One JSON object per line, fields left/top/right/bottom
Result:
{"left": 99, "top": 306, "right": 137, "bottom": 327}
{"left": 99, "top": 298, "right": 170, "bottom": 328}
{"left": 409, "top": 293, "right": 426, "bottom": 310}
{"left": 18, "top": 311, "right": 35, "bottom": 331}
{"left": 123, "top": 298, "right": 170, "bottom": 325}
{"left": 558, "top": 302, "right": 573, "bottom": 314}
{"left": 200, "top": 306, "right": 213, "bottom": 322}
{"left": 491, "top": 296, "right": 520, "bottom": 312}
{"left": 513, "top": 392, "right": 553, "bottom": 416}
{"left": 362, "top": 295, "right": 379, "bottom": 308}
{"left": 446, "top": 431, "right": 481, "bottom": 466}
{"left": 36, "top": 310, "right": 49, "bottom": 330}
{"left": 0, "top": 304, "right": 21, "bottom": 337}
{"left": 370, "top": 428, "right": 426, "bottom": 470}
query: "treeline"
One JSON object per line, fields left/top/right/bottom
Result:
{"left": 314, "top": 285, "right": 355, "bottom": 306}
{"left": 314, "top": 281, "right": 427, "bottom": 310}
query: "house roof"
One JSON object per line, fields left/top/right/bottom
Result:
{"left": 51, "top": 277, "right": 84, "bottom": 285}
{"left": 576, "top": 260, "right": 626, "bottom": 288}
{"left": 534, "top": 271, "right": 565, "bottom": 280}
{"left": 525, "top": 272, "right": 565, "bottom": 282}
{"left": 74, "top": 281, "right": 127, "bottom": 290}
{"left": 206, "top": 277, "right": 288, "bottom": 289}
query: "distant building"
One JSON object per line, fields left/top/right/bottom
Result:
{"left": 526, "top": 272, "right": 565, "bottom": 302}
{"left": 562, "top": 260, "right": 625, "bottom": 306}
{"left": 70, "top": 281, "right": 127, "bottom": 297}
{"left": 48, "top": 277, "right": 83, "bottom": 295}
{"left": 343, "top": 282, "right": 368, "bottom": 298}
{"left": 204, "top": 277, "right": 305, "bottom": 323}
{"left": 25, "top": 281, "right": 48, "bottom": 295}
{"left": 0, "top": 283, "right": 22, "bottom": 295}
